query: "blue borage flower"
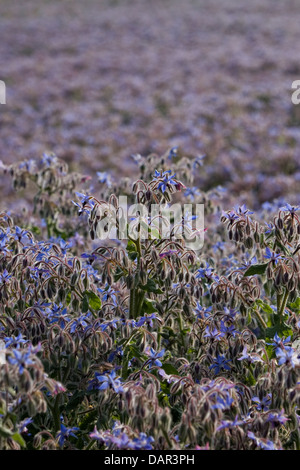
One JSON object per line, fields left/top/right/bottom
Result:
{"left": 276, "top": 348, "right": 299, "bottom": 368}
{"left": 156, "top": 171, "right": 177, "bottom": 193}
{"left": 209, "top": 354, "right": 231, "bottom": 374}
{"left": 56, "top": 423, "right": 79, "bottom": 448}
{"left": 265, "top": 409, "right": 289, "bottom": 428}
{"left": 184, "top": 186, "right": 201, "bottom": 200}
{"left": 193, "top": 154, "right": 206, "bottom": 170}
{"left": 18, "top": 417, "right": 33, "bottom": 434}
{"left": 4, "top": 333, "right": 28, "bottom": 349}
{"left": 280, "top": 203, "right": 300, "bottom": 215}
{"left": 216, "top": 415, "right": 244, "bottom": 431}
{"left": 45, "top": 303, "right": 70, "bottom": 328}
{"left": 97, "top": 171, "right": 113, "bottom": 188}
{"left": 90, "top": 424, "right": 154, "bottom": 450}
{"left": 0, "top": 269, "right": 12, "bottom": 284}
{"left": 221, "top": 210, "right": 239, "bottom": 224}
{"left": 11, "top": 226, "right": 30, "bottom": 242}
{"left": 89, "top": 370, "right": 124, "bottom": 393}
{"left": 238, "top": 345, "right": 263, "bottom": 364}
{"left": 69, "top": 313, "right": 91, "bottom": 333}
{"left": 265, "top": 222, "right": 274, "bottom": 234}
{"left": 98, "top": 285, "right": 119, "bottom": 305}
{"left": 7, "top": 345, "right": 41, "bottom": 374}
{"left": 220, "top": 321, "right": 239, "bottom": 337}
{"left": 264, "top": 246, "right": 284, "bottom": 264}
{"left": 18, "top": 159, "right": 36, "bottom": 173}
{"left": 167, "top": 146, "right": 178, "bottom": 159}
{"left": 266, "top": 333, "right": 291, "bottom": 351}
{"left": 212, "top": 395, "right": 234, "bottom": 410}
{"left": 247, "top": 431, "right": 282, "bottom": 450}
{"left": 41, "top": 153, "right": 58, "bottom": 167}
{"left": 203, "top": 326, "right": 224, "bottom": 341}
{"left": 193, "top": 302, "right": 212, "bottom": 319}
{"left": 234, "top": 204, "right": 254, "bottom": 217}
{"left": 252, "top": 394, "right": 272, "bottom": 411}
{"left": 145, "top": 347, "right": 165, "bottom": 367}
{"left": 196, "top": 262, "right": 217, "bottom": 281}
{"left": 72, "top": 192, "right": 95, "bottom": 216}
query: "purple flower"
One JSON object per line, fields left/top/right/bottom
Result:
{"left": 247, "top": 432, "right": 281, "bottom": 450}
{"left": 216, "top": 415, "right": 244, "bottom": 431}
{"left": 265, "top": 223, "right": 274, "bottom": 234}
{"left": 252, "top": 394, "right": 271, "bottom": 411}
{"left": 18, "top": 417, "right": 33, "bottom": 434}
{"left": 134, "top": 313, "right": 157, "bottom": 328}
{"left": 265, "top": 410, "right": 289, "bottom": 428}
{"left": 238, "top": 346, "right": 263, "bottom": 364}
{"left": 12, "top": 226, "right": 29, "bottom": 242}
{"left": 45, "top": 303, "right": 70, "bottom": 328}
{"left": 203, "top": 326, "right": 224, "bottom": 341}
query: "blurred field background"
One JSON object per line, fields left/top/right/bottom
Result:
{"left": 0, "top": 0, "right": 300, "bottom": 209}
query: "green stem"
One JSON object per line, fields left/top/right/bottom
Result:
{"left": 136, "top": 290, "right": 145, "bottom": 318}
{"left": 52, "top": 395, "right": 61, "bottom": 432}
{"left": 278, "top": 289, "right": 289, "bottom": 320}
{"left": 253, "top": 308, "right": 268, "bottom": 330}
{"left": 129, "top": 288, "right": 137, "bottom": 319}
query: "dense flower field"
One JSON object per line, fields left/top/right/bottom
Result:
{"left": 1, "top": 0, "right": 300, "bottom": 210}
{"left": 0, "top": 0, "right": 300, "bottom": 453}
{"left": 0, "top": 149, "right": 299, "bottom": 451}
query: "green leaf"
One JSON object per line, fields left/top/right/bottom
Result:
{"left": 161, "top": 363, "right": 179, "bottom": 375}
{"left": 142, "top": 299, "right": 157, "bottom": 314}
{"left": 140, "top": 278, "right": 163, "bottom": 294}
{"left": 11, "top": 432, "right": 26, "bottom": 448}
{"left": 66, "top": 292, "right": 71, "bottom": 306}
{"left": 265, "top": 324, "right": 293, "bottom": 340}
{"left": 0, "top": 425, "right": 12, "bottom": 438}
{"left": 149, "top": 228, "right": 160, "bottom": 239}
{"left": 290, "top": 297, "right": 300, "bottom": 313}
{"left": 256, "top": 299, "right": 274, "bottom": 315}
{"left": 244, "top": 263, "right": 268, "bottom": 277}
{"left": 127, "top": 240, "right": 137, "bottom": 253}
{"left": 84, "top": 290, "right": 102, "bottom": 310}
